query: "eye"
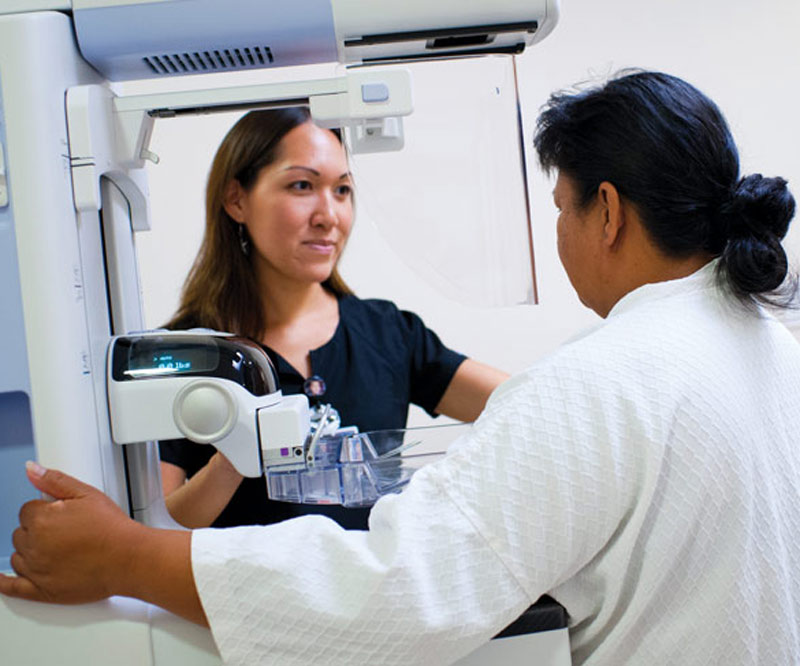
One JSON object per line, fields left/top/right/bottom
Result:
{"left": 336, "top": 183, "right": 353, "bottom": 197}
{"left": 289, "top": 180, "right": 312, "bottom": 192}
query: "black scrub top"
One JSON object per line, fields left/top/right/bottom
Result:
{"left": 159, "top": 295, "right": 466, "bottom": 530}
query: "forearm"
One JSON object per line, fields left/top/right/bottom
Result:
{"left": 435, "top": 359, "right": 509, "bottom": 422}
{"left": 165, "top": 453, "right": 244, "bottom": 528}
{"left": 113, "top": 523, "right": 207, "bottom": 626}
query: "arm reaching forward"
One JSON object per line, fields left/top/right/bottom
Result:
{"left": 162, "top": 453, "right": 244, "bottom": 528}
{"left": 435, "top": 359, "right": 509, "bottom": 422}
{"left": 0, "top": 462, "right": 208, "bottom": 627}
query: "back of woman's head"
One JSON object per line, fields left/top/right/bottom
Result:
{"left": 533, "top": 70, "right": 796, "bottom": 307}
{"left": 167, "top": 107, "right": 351, "bottom": 338}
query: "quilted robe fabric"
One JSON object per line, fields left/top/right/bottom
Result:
{"left": 192, "top": 261, "right": 800, "bottom": 665}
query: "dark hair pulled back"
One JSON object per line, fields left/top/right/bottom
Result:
{"left": 533, "top": 70, "right": 796, "bottom": 308}
{"left": 717, "top": 174, "right": 795, "bottom": 300}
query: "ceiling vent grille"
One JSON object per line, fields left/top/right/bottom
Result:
{"left": 143, "top": 46, "right": 274, "bottom": 75}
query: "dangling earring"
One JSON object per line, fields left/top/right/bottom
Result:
{"left": 238, "top": 224, "right": 250, "bottom": 256}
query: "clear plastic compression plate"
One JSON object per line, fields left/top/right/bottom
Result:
{"left": 265, "top": 423, "right": 469, "bottom": 507}
{"left": 344, "top": 55, "right": 537, "bottom": 307}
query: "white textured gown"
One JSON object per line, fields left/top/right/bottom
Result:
{"left": 193, "top": 262, "right": 800, "bottom": 665}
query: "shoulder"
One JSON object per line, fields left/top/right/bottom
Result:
{"left": 488, "top": 290, "right": 737, "bottom": 437}
{"left": 489, "top": 308, "right": 675, "bottom": 418}
{"left": 339, "top": 295, "right": 426, "bottom": 337}
{"left": 340, "top": 295, "right": 402, "bottom": 319}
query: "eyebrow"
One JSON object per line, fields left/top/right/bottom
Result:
{"left": 283, "top": 165, "right": 351, "bottom": 180}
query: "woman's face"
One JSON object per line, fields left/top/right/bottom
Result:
{"left": 226, "top": 121, "right": 353, "bottom": 287}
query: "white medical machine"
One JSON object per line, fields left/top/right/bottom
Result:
{"left": 108, "top": 329, "right": 448, "bottom": 508}
{"left": 0, "top": 1, "right": 571, "bottom": 664}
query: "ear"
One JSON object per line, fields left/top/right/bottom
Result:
{"left": 597, "top": 181, "right": 624, "bottom": 249}
{"left": 223, "top": 179, "right": 247, "bottom": 223}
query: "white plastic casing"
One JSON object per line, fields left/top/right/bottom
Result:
{"left": 310, "top": 68, "right": 412, "bottom": 124}
{"left": 108, "top": 372, "right": 283, "bottom": 478}
{"left": 332, "top": 0, "right": 559, "bottom": 63}
{"left": 259, "top": 395, "right": 311, "bottom": 469}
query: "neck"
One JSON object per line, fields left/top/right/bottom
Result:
{"left": 257, "top": 271, "right": 334, "bottom": 329}
{"left": 599, "top": 251, "right": 712, "bottom": 318}
{"left": 586, "top": 186, "right": 714, "bottom": 319}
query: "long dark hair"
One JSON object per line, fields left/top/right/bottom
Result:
{"left": 534, "top": 70, "right": 796, "bottom": 308}
{"left": 166, "top": 107, "right": 353, "bottom": 338}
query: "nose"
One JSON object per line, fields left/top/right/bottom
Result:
{"left": 311, "top": 191, "right": 336, "bottom": 229}
{"left": 311, "top": 190, "right": 338, "bottom": 229}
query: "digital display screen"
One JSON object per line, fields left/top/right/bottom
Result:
{"left": 146, "top": 353, "right": 192, "bottom": 372}
{"left": 123, "top": 339, "right": 219, "bottom": 378}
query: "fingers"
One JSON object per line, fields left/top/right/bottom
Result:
{"left": 0, "top": 572, "right": 44, "bottom": 602}
{"left": 10, "top": 553, "right": 41, "bottom": 594}
{"left": 11, "top": 526, "right": 27, "bottom": 555}
{"left": 18, "top": 499, "right": 49, "bottom": 528}
{"left": 25, "top": 462, "right": 97, "bottom": 500}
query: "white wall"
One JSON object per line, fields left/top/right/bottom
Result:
{"left": 134, "top": 0, "right": 800, "bottom": 425}
{"left": 513, "top": 0, "right": 800, "bottom": 339}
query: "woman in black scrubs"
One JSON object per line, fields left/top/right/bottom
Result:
{"left": 159, "top": 108, "right": 508, "bottom": 529}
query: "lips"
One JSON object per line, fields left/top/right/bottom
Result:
{"left": 302, "top": 239, "right": 336, "bottom": 254}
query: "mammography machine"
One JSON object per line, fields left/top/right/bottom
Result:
{"left": 0, "top": 1, "right": 571, "bottom": 663}
{"left": 107, "top": 329, "right": 449, "bottom": 507}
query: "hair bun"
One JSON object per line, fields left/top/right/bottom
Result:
{"left": 718, "top": 174, "right": 796, "bottom": 301}
{"left": 719, "top": 174, "right": 795, "bottom": 241}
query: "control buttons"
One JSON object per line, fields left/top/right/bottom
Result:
{"left": 361, "top": 82, "right": 390, "bottom": 104}
{"left": 173, "top": 380, "right": 237, "bottom": 443}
